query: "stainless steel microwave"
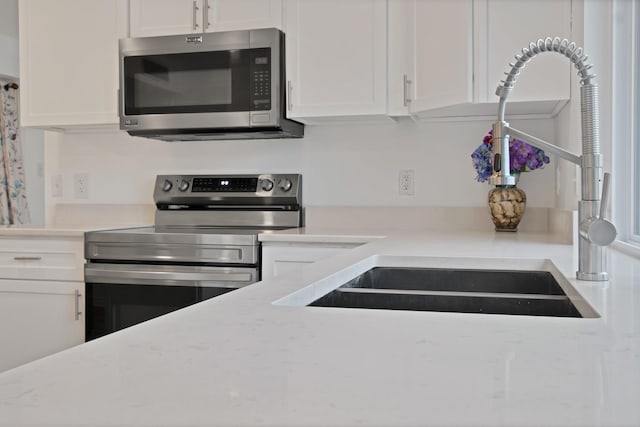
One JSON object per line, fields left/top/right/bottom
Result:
{"left": 118, "top": 28, "right": 303, "bottom": 141}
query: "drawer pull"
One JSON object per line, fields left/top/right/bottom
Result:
{"left": 13, "top": 256, "right": 42, "bottom": 261}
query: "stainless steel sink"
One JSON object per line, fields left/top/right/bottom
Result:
{"left": 308, "top": 267, "right": 585, "bottom": 317}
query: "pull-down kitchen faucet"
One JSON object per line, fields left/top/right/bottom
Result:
{"left": 490, "top": 37, "right": 616, "bottom": 281}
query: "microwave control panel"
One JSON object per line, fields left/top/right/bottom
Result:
{"left": 251, "top": 48, "right": 272, "bottom": 111}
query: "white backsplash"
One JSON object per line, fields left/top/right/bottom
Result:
{"left": 43, "top": 117, "right": 563, "bottom": 225}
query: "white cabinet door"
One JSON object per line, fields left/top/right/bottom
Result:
{"left": 130, "top": 0, "right": 205, "bottom": 37}
{"left": 130, "top": 0, "right": 282, "bottom": 37}
{"left": 18, "top": 0, "right": 127, "bottom": 129}
{"left": 0, "top": 280, "right": 84, "bottom": 373}
{"left": 262, "top": 243, "right": 360, "bottom": 280}
{"left": 207, "top": 0, "right": 282, "bottom": 32}
{"left": 390, "top": 0, "right": 571, "bottom": 119}
{"left": 283, "top": 0, "right": 388, "bottom": 122}
{"left": 387, "top": 0, "right": 474, "bottom": 117}
{"left": 410, "top": 0, "right": 473, "bottom": 114}
{"left": 475, "top": 0, "right": 571, "bottom": 104}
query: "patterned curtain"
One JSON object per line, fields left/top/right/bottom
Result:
{"left": 0, "top": 82, "right": 30, "bottom": 224}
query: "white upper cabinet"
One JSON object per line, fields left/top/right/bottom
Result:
{"left": 412, "top": 0, "right": 474, "bottom": 115}
{"left": 208, "top": 0, "right": 283, "bottom": 32}
{"left": 476, "top": 0, "right": 571, "bottom": 104}
{"left": 389, "top": 0, "right": 572, "bottom": 120}
{"left": 283, "top": 0, "right": 388, "bottom": 122}
{"left": 130, "top": 0, "right": 205, "bottom": 36}
{"left": 18, "top": 0, "right": 573, "bottom": 130}
{"left": 19, "top": 0, "right": 127, "bottom": 129}
{"left": 130, "top": 0, "right": 283, "bottom": 37}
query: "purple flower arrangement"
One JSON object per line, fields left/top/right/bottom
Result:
{"left": 471, "top": 130, "right": 550, "bottom": 183}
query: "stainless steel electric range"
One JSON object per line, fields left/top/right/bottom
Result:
{"left": 84, "top": 173, "right": 302, "bottom": 341}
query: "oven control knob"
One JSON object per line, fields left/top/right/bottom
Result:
{"left": 278, "top": 178, "right": 292, "bottom": 192}
{"left": 178, "top": 179, "right": 190, "bottom": 192}
{"left": 260, "top": 179, "right": 274, "bottom": 192}
{"left": 162, "top": 179, "right": 173, "bottom": 192}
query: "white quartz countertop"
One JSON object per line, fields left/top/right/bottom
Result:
{"left": 1, "top": 230, "right": 639, "bottom": 427}
{"left": 0, "top": 224, "right": 96, "bottom": 237}
{"left": 0, "top": 223, "right": 149, "bottom": 237}
{"left": 258, "top": 226, "right": 386, "bottom": 244}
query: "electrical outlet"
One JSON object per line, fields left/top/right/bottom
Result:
{"left": 74, "top": 173, "right": 89, "bottom": 199}
{"left": 399, "top": 169, "right": 414, "bottom": 195}
{"left": 51, "top": 174, "right": 63, "bottom": 197}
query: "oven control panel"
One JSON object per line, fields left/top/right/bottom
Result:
{"left": 153, "top": 174, "right": 301, "bottom": 206}
{"left": 191, "top": 177, "right": 258, "bottom": 192}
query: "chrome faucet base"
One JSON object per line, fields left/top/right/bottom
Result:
{"left": 577, "top": 271, "right": 609, "bottom": 281}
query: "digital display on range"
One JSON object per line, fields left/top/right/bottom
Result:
{"left": 191, "top": 177, "right": 258, "bottom": 192}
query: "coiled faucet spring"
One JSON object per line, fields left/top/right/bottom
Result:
{"left": 496, "top": 37, "right": 601, "bottom": 157}
{"left": 497, "top": 37, "right": 596, "bottom": 100}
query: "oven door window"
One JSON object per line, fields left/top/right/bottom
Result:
{"left": 85, "top": 283, "right": 233, "bottom": 341}
{"left": 123, "top": 48, "right": 270, "bottom": 115}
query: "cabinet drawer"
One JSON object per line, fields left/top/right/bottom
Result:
{"left": 0, "top": 236, "right": 84, "bottom": 281}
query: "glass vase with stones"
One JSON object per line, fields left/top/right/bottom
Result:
{"left": 488, "top": 175, "right": 526, "bottom": 232}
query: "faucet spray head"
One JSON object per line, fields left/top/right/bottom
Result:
{"left": 489, "top": 121, "right": 517, "bottom": 187}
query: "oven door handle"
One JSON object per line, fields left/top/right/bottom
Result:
{"left": 85, "top": 264, "right": 257, "bottom": 288}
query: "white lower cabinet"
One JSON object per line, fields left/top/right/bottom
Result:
{"left": 0, "top": 280, "right": 84, "bottom": 373}
{"left": 0, "top": 235, "right": 85, "bottom": 372}
{"left": 262, "top": 242, "right": 361, "bottom": 280}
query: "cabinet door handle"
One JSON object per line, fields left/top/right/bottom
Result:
{"left": 192, "top": 1, "right": 200, "bottom": 31}
{"left": 287, "top": 80, "right": 293, "bottom": 112}
{"left": 204, "top": 0, "right": 211, "bottom": 29}
{"left": 75, "top": 289, "right": 82, "bottom": 321}
{"left": 403, "top": 74, "right": 412, "bottom": 107}
{"left": 13, "top": 256, "right": 42, "bottom": 261}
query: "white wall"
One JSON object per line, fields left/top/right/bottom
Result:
{"left": 43, "top": 117, "right": 558, "bottom": 219}
{"left": 0, "top": 0, "right": 19, "bottom": 78}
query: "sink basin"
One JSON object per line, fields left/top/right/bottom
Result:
{"left": 307, "top": 267, "right": 586, "bottom": 318}
{"left": 273, "top": 256, "right": 599, "bottom": 319}
{"left": 333, "top": 267, "right": 566, "bottom": 295}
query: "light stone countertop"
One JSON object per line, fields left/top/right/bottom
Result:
{"left": 0, "top": 230, "right": 639, "bottom": 427}
{"left": 0, "top": 224, "right": 101, "bottom": 237}
{"left": 258, "top": 226, "right": 386, "bottom": 245}
{"left": 0, "top": 223, "right": 150, "bottom": 238}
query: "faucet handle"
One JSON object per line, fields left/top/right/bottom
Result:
{"left": 581, "top": 217, "right": 616, "bottom": 246}
{"left": 599, "top": 172, "right": 611, "bottom": 220}
{"left": 580, "top": 172, "right": 616, "bottom": 246}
